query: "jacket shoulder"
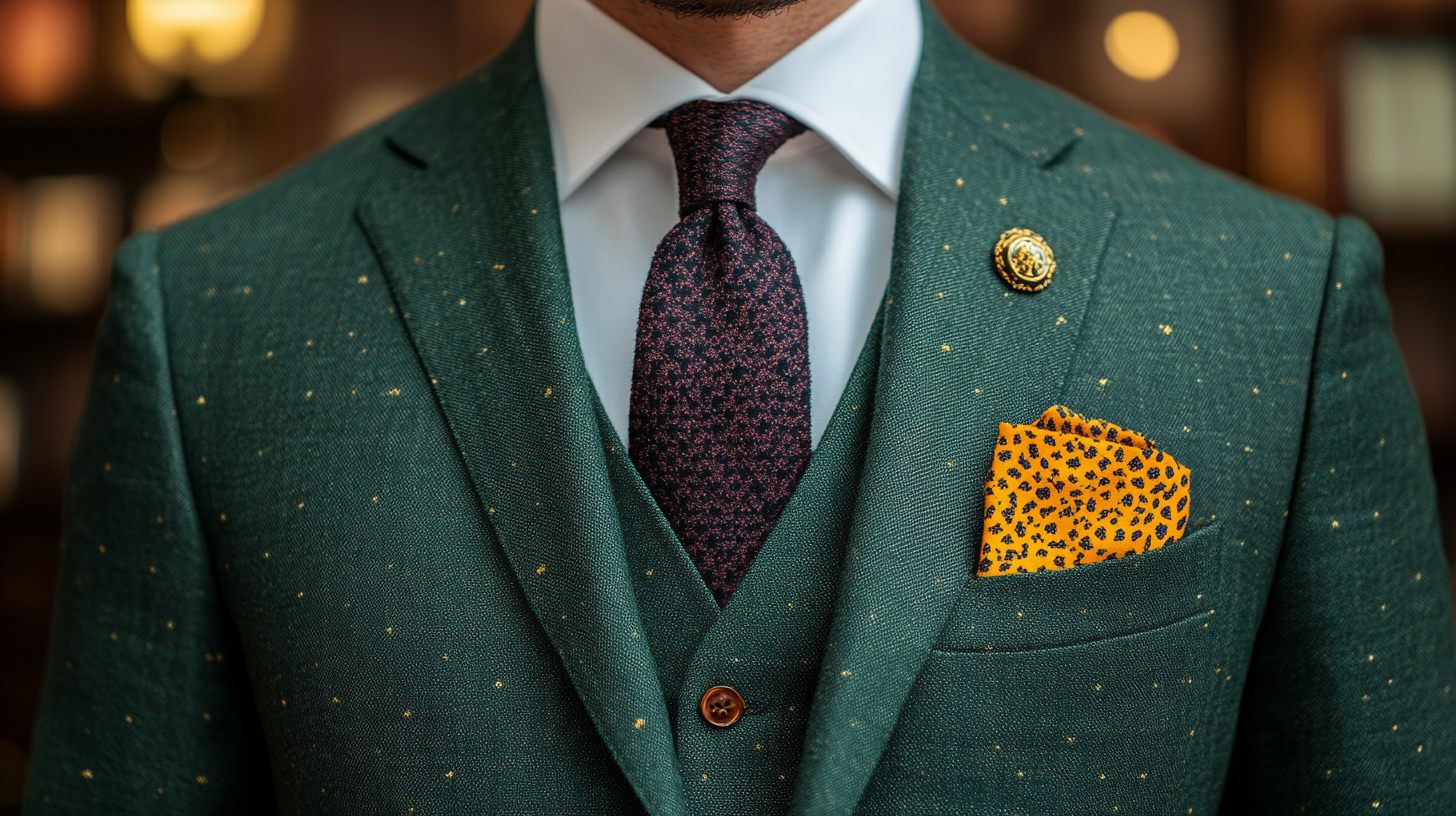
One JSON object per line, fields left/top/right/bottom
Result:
{"left": 152, "top": 19, "right": 538, "bottom": 277}
{"left": 992, "top": 53, "right": 1338, "bottom": 283}
{"left": 1074, "top": 114, "right": 1332, "bottom": 242}
{"left": 154, "top": 72, "right": 487, "bottom": 263}
{"left": 924, "top": 17, "right": 1334, "bottom": 247}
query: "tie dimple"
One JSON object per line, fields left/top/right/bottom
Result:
{"left": 655, "top": 100, "right": 807, "bottom": 216}
{"left": 629, "top": 100, "right": 812, "bottom": 606}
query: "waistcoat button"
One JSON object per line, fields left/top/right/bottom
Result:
{"left": 699, "top": 686, "right": 744, "bottom": 728}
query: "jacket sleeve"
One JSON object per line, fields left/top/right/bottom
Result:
{"left": 23, "top": 233, "right": 275, "bottom": 815}
{"left": 1223, "top": 216, "right": 1456, "bottom": 811}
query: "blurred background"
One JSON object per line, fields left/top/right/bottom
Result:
{"left": 1, "top": 0, "right": 1454, "bottom": 809}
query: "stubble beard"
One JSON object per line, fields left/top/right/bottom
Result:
{"left": 639, "top": 0, "right": 808, "bottom": 19}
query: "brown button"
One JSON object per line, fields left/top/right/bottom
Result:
{"left": 699, "top": 686, "right": 744, "bottom": 728}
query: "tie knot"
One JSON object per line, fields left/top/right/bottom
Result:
{"left": 654, "top": 100, "right": 806, "bottom": 217}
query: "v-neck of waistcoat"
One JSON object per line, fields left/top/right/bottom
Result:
{"left": 596, "top": 307, "right": 885, "bottom": 716}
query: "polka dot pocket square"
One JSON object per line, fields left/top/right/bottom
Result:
{"left": 978, "top": 406, "right": 1191, "bottom": 576}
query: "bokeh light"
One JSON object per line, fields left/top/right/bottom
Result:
{"left": 0, "top": 0, "right": 92, "bottom": 108}
{"left": 12, "top": 176, "right": 119, "bottom": 314}
{"left": 127, "top": 0, "right": 266, "bottom": 73}
{"left": 1105, "top": 10, "right": 1180, "bottom": 82}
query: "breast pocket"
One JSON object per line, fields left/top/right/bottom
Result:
{"left": 934, "top": 520, "right": 1227, "bottom": 653}
{"left": 859, "top": 522, "right": 1237, "bottom": 815}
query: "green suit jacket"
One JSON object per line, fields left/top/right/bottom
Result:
{"left": 24, "top": 6, "right": 1456, "bottom": 814}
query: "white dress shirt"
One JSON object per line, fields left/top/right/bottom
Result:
{"left": 536, "top": 0, "right": 922, "bottom": 447}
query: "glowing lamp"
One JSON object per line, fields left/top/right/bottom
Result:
{"left": 1105, "top": 11, "right": 1180, "bottom": 82}
{"left": 127, "top": 0, "right": 265, "bottom": 72}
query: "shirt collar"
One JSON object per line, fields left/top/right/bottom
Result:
{"left": 536, "top": 0, "right": 923, "bottom": 201}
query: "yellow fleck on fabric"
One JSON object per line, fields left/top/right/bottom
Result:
{"left": 978, "top": 406, "right": 1191, "bottom": 576}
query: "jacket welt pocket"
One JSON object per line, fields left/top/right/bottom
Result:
{"left": 932, "top": 521, "right": 1226, "bottom": 653}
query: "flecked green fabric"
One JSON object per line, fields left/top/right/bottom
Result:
{"left": 24, "top": 2, "right": 1456, "bottom": 814}
{"left": 607, "top": 315, "right": 881, "bottom": 816}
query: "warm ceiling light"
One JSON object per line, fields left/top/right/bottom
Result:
{"left": 1105, "top": 10, "right": 1180, "bottom": 82}
{"left": 0, "top": 0, "right": 92, "bottom": 108}
{"left": 127, "top": 0, "right": 265, "bottom": 72}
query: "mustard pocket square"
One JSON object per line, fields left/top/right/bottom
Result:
{"left": 979, "top": 406, "right": 1192, "bottom": 576}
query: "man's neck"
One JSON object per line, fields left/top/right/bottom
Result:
{"left": 586, "top": 0, "right": 859, "bottom": 92}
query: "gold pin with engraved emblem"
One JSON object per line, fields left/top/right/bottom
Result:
{"left": 994, "top": 228, "right": 1055, "bottom": 293}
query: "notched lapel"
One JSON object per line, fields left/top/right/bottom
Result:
{"left": 792, "top": 10, "right": 1116, "bottom": 815}
{"left": 354, "top": 25, "right": 687, "bottom": 816}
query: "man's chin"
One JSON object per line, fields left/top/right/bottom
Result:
{"left": 639, "top": 0, "right": 808, "bottom": 19}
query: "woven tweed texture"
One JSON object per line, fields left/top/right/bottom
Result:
{"left": 630, "top": 101, "right": 811, "bottom": 605}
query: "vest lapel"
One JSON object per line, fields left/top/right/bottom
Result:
{"left": 355, "top": 24, "right": 687, "bottom": 816}
{"left": 791, "top": 11, "right": 1116, "bottom": 815}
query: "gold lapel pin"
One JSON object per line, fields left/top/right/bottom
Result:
{"left": 994, "top": 228, "right": 1056, "bottom": 293}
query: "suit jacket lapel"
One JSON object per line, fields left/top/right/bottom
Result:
{"left": 355, "top": 23, "right": 687, "bottom": 816}
{"left": 792, "top": 10, "right": 1116, "bottom": 814}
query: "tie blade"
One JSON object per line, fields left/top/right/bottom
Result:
{"left": 629, "top": 113, "right": 812, "bottom": 603}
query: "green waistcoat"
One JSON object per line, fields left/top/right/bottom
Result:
{"left": 606, "top": 319, "right": 881, "bottom": 816}
{"left": 22, "top": 3, "right": 1456, "bottom": 815}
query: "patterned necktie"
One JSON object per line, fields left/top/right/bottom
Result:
{"left": 628, "top": 100, "right": 812, "bottom": 606}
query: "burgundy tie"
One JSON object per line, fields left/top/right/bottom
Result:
{"left": 628, "top": 100, "right": 812, "bottom": 606}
